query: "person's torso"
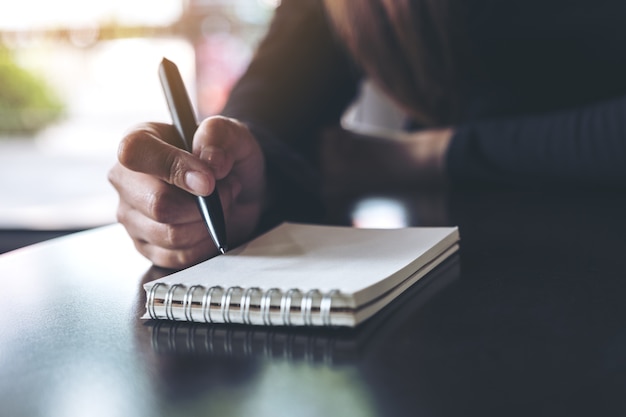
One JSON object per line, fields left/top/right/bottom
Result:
{"left": 459, "top": 0, "right": 626, "bottom": 121}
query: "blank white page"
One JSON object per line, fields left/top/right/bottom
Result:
{"left": 146, "top": 223, "right": 459, "bottom": 307}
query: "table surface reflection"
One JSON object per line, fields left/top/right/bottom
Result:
{"left": 2, "top": 188, "right": 626, "bottom": 417}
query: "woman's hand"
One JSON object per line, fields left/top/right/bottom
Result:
{"left": 320, "top": 126, "right": 453, "bottom": 192}
{"left": 108, "top": 116, "right": 266, "bottom": 269}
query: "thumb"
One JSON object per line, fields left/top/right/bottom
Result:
{"left": 117, "top": 125, "right": 216, "bottom": 196}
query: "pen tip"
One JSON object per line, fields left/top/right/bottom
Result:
{"left": 219, "top": 246, "right": 227, "bottom": 255}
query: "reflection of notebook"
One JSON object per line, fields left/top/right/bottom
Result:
{"left": 143, "top": 222, "right": 460, "bottom": 327}
{"left": 145, "top": 255, "right": 460, "bottom": 363}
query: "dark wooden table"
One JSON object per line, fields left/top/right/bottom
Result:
{"left": 2, "top": 188, "right": 626, "bottom": 416}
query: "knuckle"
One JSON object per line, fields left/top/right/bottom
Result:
{"left": 115, "top": 206, "right": 127, "bottom": 225}
{"left": 164, "top": 255, "right": 187, "bottom": 270}
{"left": 214, "top": 115, "right": 233, "bottom": 129}
{"left": 204, "top": 115, "right": 229, "bottom": 128}
{"left": 107, "top": 164, "right": 126, "bottom": 190}
{"left": 117, "top": 129, "right": 149, "bottom": 168}
{"left": 146, "top": 189, "right": 176, "bottom": 224}
{"left": 174, "top": 249, "right": 205, "bottom": 269}
{"left": 144, "top": 239, "right": 209, "bottom": 269}
{"left": 156, "top": 249, "right": 196, "bottom": 270}
{"left": 165, "top": 152, "right": 187, "bottom": 187}
{"left": 114, "top": 199, "right": 134, "bottom": 227}
{"left": 106, "top": 167, "right": 119, "bottom": 189}
{"left": 200, "top": 115, "right": 238, "bottom": 139}
{"left": 162, "top": 224, "right": 186, "bottom": 249}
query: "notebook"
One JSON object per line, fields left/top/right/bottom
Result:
{"left": 143, "top": 256, "right": 460, "bottom": 362}
{"left": 143, "top": 222, "right": 460, "bottom": 327}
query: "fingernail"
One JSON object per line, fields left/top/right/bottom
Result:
{"left": 185, "top": 171, "right": 210, "bottom": 196}
{"left": 199, "top": 147, "right": 213, "bottom": 161}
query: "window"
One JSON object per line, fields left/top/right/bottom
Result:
{"left": 0, "top": 0, "right": 274, "bottom": 250}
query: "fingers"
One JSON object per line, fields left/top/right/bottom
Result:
{"left": 120, "top": 204, "right": 215, "bottom": 269}
{"left": 134, "top": 240, "right": 214, "bottom": 270}
{"left": 194, "top": 117, "right": 266, "bottom": 206}
{"left": 108, "top": 163, "right": 199, "bottom": 224}
{"left": 108, "top": 162, "right": 242, "bottom": 268}
{"left": 110, "top": 117, "right": 267, "bottom": 268}
{"left": 118, "top": 203, "right": 205, "bottom": 250}
{"left": 193, "top": 116, "right": 261, "bottom": 179}
{"left": 109, "top": 167, "right": 219, "bottom": 269}
{"left": 117, "top": 122, "right": 215, "bottom": 197}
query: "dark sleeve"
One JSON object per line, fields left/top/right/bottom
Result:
{"left": 447, "top": 95, "right": 626, "bottom": 188}
{"left": 221, "top": 0, "right": 361, "bottom": 225}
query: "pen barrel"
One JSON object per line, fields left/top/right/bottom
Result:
{"left": 197, "top": 193, "right": 227, "bottom": 251}
{"left": 159, "top": 58, "right": 197, "bottom": 151}
{"left": 160, "top": 57, "right": 228, "bottom": 253}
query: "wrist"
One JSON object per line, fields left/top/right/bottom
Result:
{"left": 408, "top": 127, "right": 453, "bottom": 176}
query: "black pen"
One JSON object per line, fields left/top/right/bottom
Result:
{"left": 159, "top": 57, "right": 228, "bottom": 254}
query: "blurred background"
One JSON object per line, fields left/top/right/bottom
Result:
{"left": 0, "top": 0, "right": 278, "bottom": 252}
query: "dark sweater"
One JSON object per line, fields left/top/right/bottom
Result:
{"left": 223, "top": 0, "right": 626, "bottom": 219}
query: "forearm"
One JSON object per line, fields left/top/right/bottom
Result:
{"left": 320, "top": 126, "right": 452, "bottom": 193}
{"left": 221, "top": 0, "right": 361, "bottom": 222}
{"left": 447, "top": 95, "right": 626, "bottom": 188}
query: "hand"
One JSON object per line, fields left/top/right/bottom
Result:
{"left": 405, "top": 127, "right": 453, "bottom": 180}
{"left": 108, "top": 116, "right": 266, "bottom": 269}
{"left": 320, "top": 126, "right": 453, "bottom": 192}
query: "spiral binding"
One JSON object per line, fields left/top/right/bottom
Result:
{"left": 280, "top": 288, "right": 300, "bottom": 326}
{"left": 147, "top": 284, "right": 343, "bottom": 326}
{"left": 183, "top": 285, "right": 202, "bottom": 321}
{"left": 301, "top": 289, "right": 320, "bottom": 326}
{"left": 201, "top": 285, "right": 221, "bottom": 323}
{"left": 261, "top": 288, "right": 280, "bottom": 326}
{"left": 320, "top": 290, "right": 340, "bottom": 326}
{"left": 147, "top": 282, "right": 165, "bottom": 320}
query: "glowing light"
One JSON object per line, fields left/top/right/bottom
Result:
{"left": 351, "top": 197, "right": 410, "bottom": 229}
